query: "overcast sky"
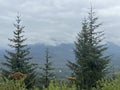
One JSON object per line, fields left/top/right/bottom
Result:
{"left": 0, "top": 0, "right": 120, "bottom": 48}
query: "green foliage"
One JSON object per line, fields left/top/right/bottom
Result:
{"left": 43, "top": 80, "right": 76, "bottom": 90}
{"left": 0, "top": 77, "right": 27, "bottom": 90}
{"left": 92, "top": 73, "right": 120, "bottom": 90}
{"left": 67, "top": 8, "right": 110, "bottom": 90}
{"left": 2, "top": 73, "right": 120, "bottom": 90}
{"left": 40, "top": 48, "right": 55, "bottom": 88}
{"left": 0, "top": 78, "right": 76, "bottom": 90}
{"left": 1, "top": 15, "right": 37, "bottom": 89}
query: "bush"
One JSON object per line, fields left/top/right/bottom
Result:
{"left": 0, "top": 77, "right": 27, "bottom": 90}
{"left": 92, "top": 72, "right": 120, "bottom": 90}
{"left": 43, "top": 80, "right": 76, "bottom": 90}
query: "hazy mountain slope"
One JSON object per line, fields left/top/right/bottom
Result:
{"left": 0, "top": 42, "right": 120, "bottom": 78}
{"left": 0, "top": 42, "right": 120, "bottom": 66}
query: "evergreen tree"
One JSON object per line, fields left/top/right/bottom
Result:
{"left": 67, "top": 8, "right": 110, "bottom": 90}
{"left": 40, "top": 48, "right": 55, "bottom": 88}
{"left": 2, "top": 15, "right": 37, "bottom": 89}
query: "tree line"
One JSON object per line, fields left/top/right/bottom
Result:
{"left": 0, "top": 8, "right": 110, "bottom": 90}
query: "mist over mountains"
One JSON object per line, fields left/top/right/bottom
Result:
{"left": 29, "top": 42, "right": 120, "bottom": 67}
{"left": 0, "top": 42, "right": 120, "bottom": 78}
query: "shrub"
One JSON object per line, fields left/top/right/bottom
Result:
{"left": 0, "top": 77, "right": 27, "bottom": 90}
{"left": 92, "top": 72, "right": 120, "bottom": 90}
{"left": 43, "top": 80, "right": 76, "bottom": 90}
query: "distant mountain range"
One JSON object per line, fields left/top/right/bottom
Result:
{"left": 30, "top": 42, "right": 120, "bottom": 66}
{"left": 106, "top": 42, "right": 120, "bottom": 66}
{"left": 0, "top": 42, "right": 120, "bottom": 78}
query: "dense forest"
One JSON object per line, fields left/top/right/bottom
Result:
{"left": 0, "top": 7, "right": 119, "bottom": 90}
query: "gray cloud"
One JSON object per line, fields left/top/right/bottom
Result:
{"left": 0, "top": 0, "right": 120, "bottom": 48}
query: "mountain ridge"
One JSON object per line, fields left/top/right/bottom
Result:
{"left": 0, "top": 42, "right": 120, "bottom": 66}
{"left": 0, "top": 42, "right": 120, "bottom": 78}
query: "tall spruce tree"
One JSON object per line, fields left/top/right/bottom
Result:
{"left": 2, "top": 15, "right": 37, "bottom": 89}
{"left": 67, "top": 8, "right": 110, "bottom": 90}
{"left": 40, "top": 48, "right": 55, "bottom": 88}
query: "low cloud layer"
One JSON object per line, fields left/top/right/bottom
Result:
{"left": 0, "top": 0, "right": 120, "bottom": 47}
